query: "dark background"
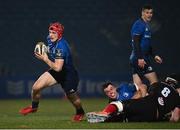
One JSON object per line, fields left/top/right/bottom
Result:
{"left": 0, "top": 0, "right": 179, "bottom": 81}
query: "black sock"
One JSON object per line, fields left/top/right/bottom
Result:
{"left": 76, "top": 107, "right": 85, "bottom": 115}
{"left": 32, "top": 101, "right": 39, "bottom": 109}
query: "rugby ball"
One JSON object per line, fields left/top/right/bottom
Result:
{"left": 34, "top": 42, "right": 47, "bottom": 55}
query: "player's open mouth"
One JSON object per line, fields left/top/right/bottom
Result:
{"left": 111, "top": 93, "right": 115, "bottom": 98}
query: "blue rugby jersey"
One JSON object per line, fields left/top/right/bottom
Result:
{"left": 130, "top": 18, "right": 152, "bottom": 61}
{"left": 47, "top": 36, "right": 77, "bottom": 77}
{"left": 116, "top": 83, "right": 137, "bottom": 101}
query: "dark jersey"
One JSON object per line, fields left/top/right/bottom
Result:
{"left": 149, "top": 82, "right": 180, "bottom": 119}
{"left": 120, "top": 82, "right": 180, "bottom": 122}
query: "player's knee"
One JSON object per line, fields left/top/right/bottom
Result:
{"left": 74, "top": 98, "right": 81, "bottom": 105}
{"left": 110, "top": 101, "right": 123, "bottom": 112}
{"left": 32, "top": 83, "right": 42, "bottom": 92}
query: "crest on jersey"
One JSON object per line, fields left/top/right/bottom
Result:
{"left": 145, "top": 28, "right": 148, "bottom": 31}
{"left": 56, "top": 49, "right": 63, "bottom": 57}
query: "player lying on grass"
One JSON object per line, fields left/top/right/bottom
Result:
{"left": 85, "top": 81, "right": 146, "bottom": 123}
{"left": 102, "top": 82, "right": 146, "bottom": 102}
{"left": 19, "top": 22, "right": 85, "bottom": 121}
{"left": 86, "top": 74, "right": 180, "bottom": 123}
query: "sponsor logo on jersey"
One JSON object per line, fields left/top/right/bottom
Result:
{"left": 123, "top": 92, "right": 129, "bottom": 97}
{"left": 158, "top": 97, "right": 164, "bottom": 106}
{"left": 148, "top": 66, "right": 153, "bottom": 71}
{"left": 69, "top": 89, "right": 75, "bottom": 93}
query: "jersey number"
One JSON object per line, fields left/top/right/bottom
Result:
{"left": 161, "top": 87, "right": 171, "bottom": 97}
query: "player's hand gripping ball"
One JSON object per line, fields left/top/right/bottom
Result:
{"left": 34, "top": 42, "right": 47, "bottom": 55}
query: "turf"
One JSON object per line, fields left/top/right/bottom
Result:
{"left": 0, "top": 98, "right": 179, "bottom": 129}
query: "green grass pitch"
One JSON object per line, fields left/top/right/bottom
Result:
{"left": 0, "top": 98, "right": 179, "bottom": 129}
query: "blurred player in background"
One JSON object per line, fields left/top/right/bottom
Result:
{"left": 129, "top": 4, "right": 163, "bottom": 97}
{"left": 86, "top": 74, "right": 180, "bottom": 123}
{"left": 19, "top": 22, "right": 85, "bottom": 121}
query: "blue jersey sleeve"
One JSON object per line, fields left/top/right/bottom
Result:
{"left": 126, "top": 83, "right": 136, "bottom": 92}
{"left": 119, "top": 83, "right": 136, "bottom": 92}
{"left": 131, "top": 21, "right": 144, "bottom": 36}
{"left": 56, "top": 43, "right": 65, "bottom": 59}
{"left": 46, "top": 36, "right": 65, "bottom": 60}
{"left": 116, "top": 83, "right": 137, "bottom": 101}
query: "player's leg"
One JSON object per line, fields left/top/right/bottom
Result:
{"left": 130, "top": 60, "right": 148, "bottom": 97}
{"left": 31, "top": 71, "right": 57, "bottom": 102}
{"left": 19, "top": 71, "right": 57, "bottom": 115}
{"left": 133, "top": 74, "right": 147, "bottom": 97}
{"left": 86, "top": 111, "right": 110, "bottom": 123}
{"left": 32, "top": 72, "right": 56, "bottom": 100}
{"left": 61, "top": 73, "right": 85, "bottom": 121}
{"left": 86, "top": 111, "right": 125, "bottom": 123}
{"left": 86, "top": 101, "right": 123, "bottom": 123}
{"left": 107, "top": 98, "right": 157, "bottom": 122}
{"left": 66, "top": 92, "right": 85, "bottom": 121}
{"left": 87, "top": 97, "right": 158, "bottom": 123}
{"left": 122, "top": 97, "right": 157, "bottom": 122}
{"left": 144, "top": 72, "right": 158, "bottom": 85}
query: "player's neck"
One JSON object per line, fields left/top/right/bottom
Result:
{"left": 141, "top": 16, "right": 148, "bottom": 23}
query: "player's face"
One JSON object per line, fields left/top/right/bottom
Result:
{"left": 142, "top": 9, "right": 153, "bottom": 22}
{"left": 49, "top": 30, "right": 59, "bottom": 42}
{"left": 104, "top": 84, "right": 117, "bottom": 99}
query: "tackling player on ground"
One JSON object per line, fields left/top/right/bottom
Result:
{"left": 19, "top": 22, "right": 85, "bottom": 121}
{"left": 86, "top": 74, "right": 180, "bottom": 123}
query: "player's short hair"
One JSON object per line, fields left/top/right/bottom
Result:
{"left": 102, "top": 82, "right": 114, "bottom": 90}
{"left": 142, "top": 4, "right": 153, "bottom": 11}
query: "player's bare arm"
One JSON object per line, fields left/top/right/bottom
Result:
{"left": 34, "top": 51, "right": 64, "bottom": 72}
{"left": 45, "top": 58, "right": 64, "bottom": 72}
